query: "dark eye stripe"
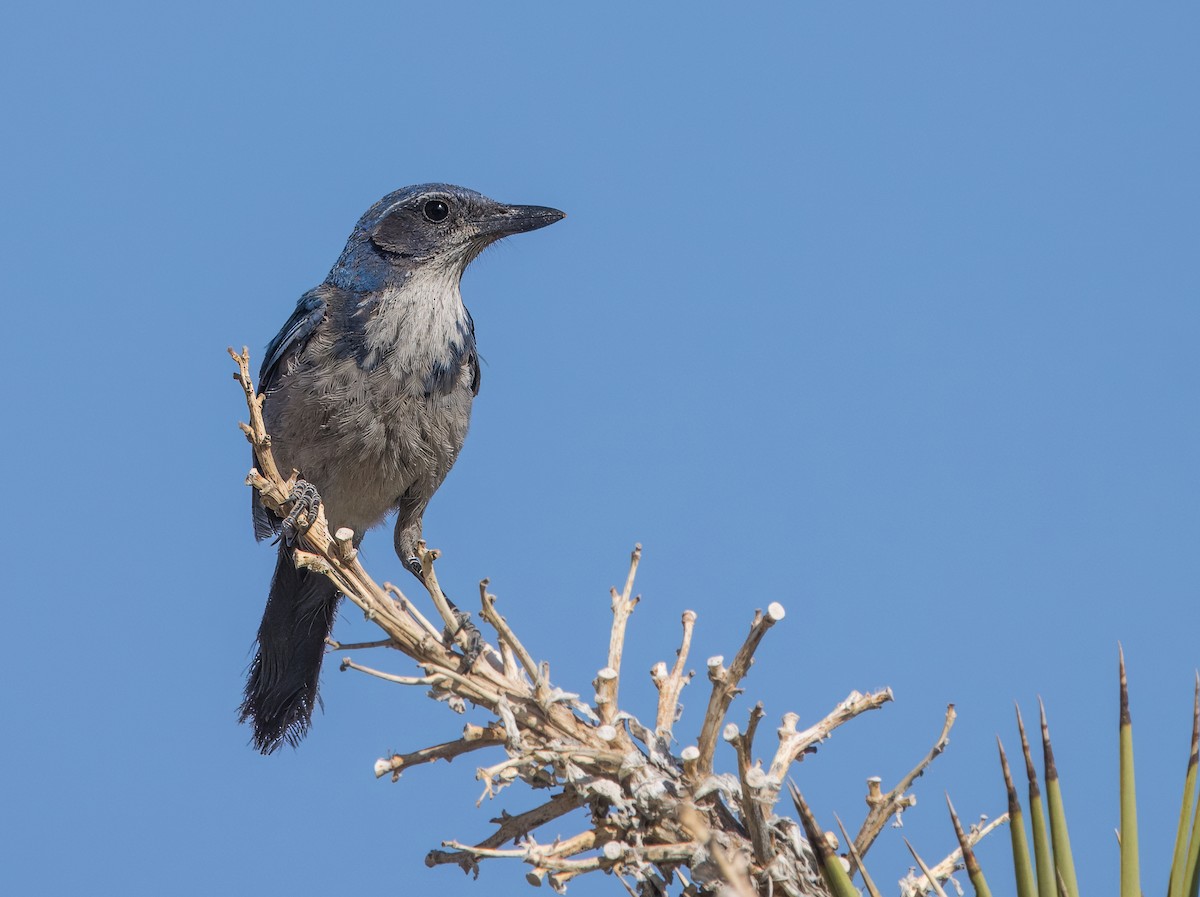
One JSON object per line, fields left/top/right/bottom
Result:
{"left": 423, "top": 199, "right": 450, "bottom": 222}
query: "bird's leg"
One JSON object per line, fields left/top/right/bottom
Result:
{"left": 281, "top": 480, "right": 322, "bottom": 545}
{"left": 405, "top": 556, "right": 484, "bottom": 671}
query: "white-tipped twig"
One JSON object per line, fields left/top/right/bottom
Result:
{"left": 595, "top": 545, "right": 642, "bottom": 727}
{"left": 651, "top": 609, "right": 697, "bottom": 737}
{"left": 696, "top": 602, "right": 786, "bottom": 777}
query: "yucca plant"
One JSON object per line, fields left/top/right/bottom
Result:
{"left": 985, "top": 650, "right": 1198, "bottom": 897}
{"left": 796, "top": 650, "right": 1200, "bottom": 897}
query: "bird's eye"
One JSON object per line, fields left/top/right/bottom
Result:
{"left": 423, "top": 199, "right": 450, "bottom": 222}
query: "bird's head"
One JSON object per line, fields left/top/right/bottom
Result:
{"left": 328, "top": 183, "right": 564, "bottom": 291}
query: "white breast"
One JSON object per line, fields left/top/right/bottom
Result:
{"left": 361, "top": 268, "right": 470, "bottom": 385}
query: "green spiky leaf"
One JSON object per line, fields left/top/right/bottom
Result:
{"left": 1118, "top": 647, "right": 1140, "bottom": 897}
{"left": 998, "top": 736, "right": 1036, "bottom": 897}
{"left": 1017, "top": 704, "right": 1056, "bottom": 897}
{"left": 1040, "top": 699, "right": 1079, "bottom": 897}
{"left": 787, "top": 781, "right": 859, "bottom": 897}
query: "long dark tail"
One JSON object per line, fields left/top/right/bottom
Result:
{"left": 240, "top": 546, "right": 340, "bottom": 753}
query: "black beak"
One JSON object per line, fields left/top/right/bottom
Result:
{"left": 479, "top": 203, "right": 566, "bottom": 239}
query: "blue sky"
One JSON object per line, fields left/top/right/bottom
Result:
{"left": 3, "top": 3, "right": 1197, "bottom": 895}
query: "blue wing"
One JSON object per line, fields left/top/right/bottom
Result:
{"left": 252, "top": 289, "right": 328, "bottom": 540}
{"left": 465, "top": 306, "right": 481, "bottom": 395}
{"left": 259, "top": 289, "right": 328, "bottom": 393}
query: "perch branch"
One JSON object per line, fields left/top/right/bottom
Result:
{"left": 416, "top": 542, "right": 485, "bottom": 661}
{"left": 229, "top": 346, "right": 290, "bottom": 487}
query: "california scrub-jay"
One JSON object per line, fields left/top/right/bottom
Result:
{"left": 241, "top": 184, "right": 564, "bottom": 753}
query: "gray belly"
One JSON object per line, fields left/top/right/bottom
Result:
{"left": 265, "top": 355, "right": 474, "bottom": 537}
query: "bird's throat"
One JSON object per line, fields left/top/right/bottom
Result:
{"left": 360, "top": 268, "right": 474, "bottom": 391}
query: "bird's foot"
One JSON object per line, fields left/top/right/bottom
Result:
{"left": 448, "top": 608, "right": 484, "bottom": 672}
{"left": 281, "top": 480, "right": 321, "bottom": 545}
{"left": 405, "top": 555, "right": 483, "bottom": 669}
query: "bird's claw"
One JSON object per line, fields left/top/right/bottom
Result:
{"left": 405, "top": 554, "right": 482, "bottom": 669}
{"left": 281, "top": 480, "right": 322, "bottom": 545}
{"left": 447, "top": 609, "right": 484, "bottom": 672}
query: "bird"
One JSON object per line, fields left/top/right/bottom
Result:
{"left": 241, "top": 183, "right": 564, "bottom": 753}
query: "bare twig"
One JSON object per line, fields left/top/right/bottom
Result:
{"left": 478, "top": 580, "right": 542, "bottom": 696}
{"left": 425, "top": 791, "right": 585, "bottom": 872}
{"left": 768, "top": 689, "right": 896, "bottom": 787}
{"left": 375, "top": 723, "right": 507, "bottom": 780}
{"left": 340, "top": 657, "right": 442, "bottom": 687}
{"left": 727, "top": 703, "right": 773, "bottom": 865}
{"left": 696, "top": 603, "right": 786, "bottom": 777}
{"left": 415, "top": 542, "right": 478, "bottom": 659}
{"left": 385, "top": 581, "right": 443, "bottom": 641}
{"left": 229, "top": 346, "right": 290, "bottom": 487}
{"left": 596, "top": 545, "right": 642, "bottom": 727}
{"left": 898, "top": 813, "right": 1009, "bottom": 896}
{"left": 651, "top": 609, "right": 697, "bottom": 737}
{"left": 327, "top": 637, "right": 396, "bottom": 651}
{"left": 853, "top": 703, "right": 956, "bottom": 866}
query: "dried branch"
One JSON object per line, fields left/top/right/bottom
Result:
{"left": 696, "top": 603, "right": 786, "bottom": 777}
{"left": 385, "top": 581, "right": 443, "bottom": 641}
{"left": 426, "top": 790, "right": 585, "bottom": 872}
{"left": 680, "top": 803, "right": 756, "bottom": 897}
{"left": 479, "top": 581, "right": 541, "bottom": 693}
{"left": 852, "top": 704, "right": 957, "bottom": 867}
{"left": 596, "top": 546, "right": 642, "bottom": 727}
{"left": 375, "top": 723, "right": 507, "bottom": 780}
{"left": 415, "top": 542, "right": 466, "bottom": 643}
{"left": 229, "top": 346, "right": 982, "bottom": 897}
{"left": 230, "top": 346, "right": 290, "bottom": 487}
{"left": 727, "top": 703, "right": 773, "bottom": 866}
{"left": 897, "top": 813, "right": 1009, "bottom": 897}
{"left": 340, "top": 657, "right": 443, "bottom": 687}
{"left": 768, "top": 689, "right": 895, "bottom": 787}
{"left": 327, "top": 637, "right": 396, "bottom": 651}
{"left": 651, "top": 609, "right": 697, "bottom": 737}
